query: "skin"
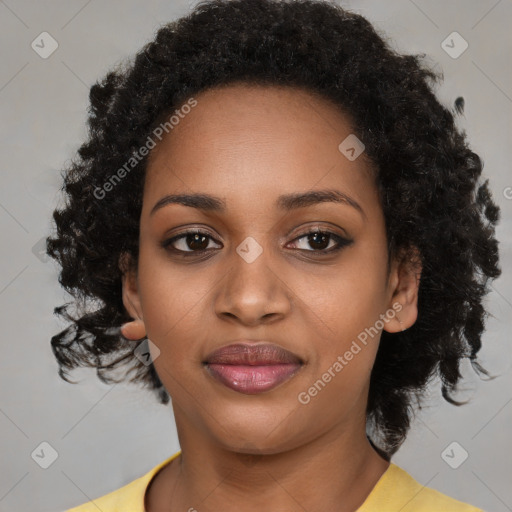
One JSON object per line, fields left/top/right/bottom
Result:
{"left": 120, "top": 83, "right": 421, "bottom": 512}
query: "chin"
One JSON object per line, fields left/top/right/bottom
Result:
{"left": 209, "top": 410, "right": 305, "bottom": 455}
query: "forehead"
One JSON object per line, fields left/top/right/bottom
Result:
{"left": 143, "top": 83, "right": 377, "bottom": 215}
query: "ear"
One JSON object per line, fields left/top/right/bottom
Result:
{"left": 119, "top": 252, "right": 146, "bottom": 341}
{"left": 383, "top": 246, "right": 422, "bottom": 333}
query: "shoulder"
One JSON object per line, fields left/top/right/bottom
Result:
{"left": 65, "top": 451, "right": 181, "bottom": 512}
{"left": 359, "top": 462, "right": 484, "bottom": 512}
{"left": 65, "top": 476, "right": 145, "bottom": 512}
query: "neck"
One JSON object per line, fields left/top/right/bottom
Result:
{"left": 145, "top": 407, "right": 390, "bottom": 512}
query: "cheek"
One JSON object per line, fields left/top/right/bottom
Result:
{"left": 137, "top": 247, "right": 213, "bottom": 352}
{"left": 291, "top": 244, "right": 387, "bottom": 389}
{"left": 296, "top": 259, "right": 385, "bottom": 415}
{"left": 295, "top": 241, "right": 388, "bottom": 337}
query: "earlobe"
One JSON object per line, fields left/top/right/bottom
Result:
{"left": 120, "top": 319, "right": 146, "bottom": 340}
{"left": 394, "top": 306, "right": 406, "bottom": 332}
{"left": 383, "top": 301, "right": 410, "bottom": 333}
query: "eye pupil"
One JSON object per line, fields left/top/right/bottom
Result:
{"left": 308, "top": 232, "right": 329, "bottom": 250}
{"left": 187, "top": 233, "right": 209, "bottom": 251}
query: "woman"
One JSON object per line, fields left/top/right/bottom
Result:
{"left": 48, "top": 1, "right": 501, "bottom": 510}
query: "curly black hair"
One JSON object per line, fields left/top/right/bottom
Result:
{"left": 46, "top": 0, "right": 502, "bottom": 458}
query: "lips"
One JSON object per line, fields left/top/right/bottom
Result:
{"left": 204, "top": 342, "right": 303, "bottom": 394}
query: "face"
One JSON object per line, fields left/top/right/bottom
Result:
{"left": 121, "top": 83, "right": 419, "bottom": 454}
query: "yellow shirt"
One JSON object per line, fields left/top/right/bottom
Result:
{"left": 66, "top": 450, "right": 483, "bottom": 511}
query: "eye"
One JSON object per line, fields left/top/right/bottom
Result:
{"left": 161, "top": 229, "right": 222, "bottom": 255}
{"left": 287, "top": 229, "right": 352, "bottom": 254}
{"left": 161, "top": 227, "right": 352, "bottom": 257}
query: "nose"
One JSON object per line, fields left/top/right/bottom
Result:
{"left": 213, "top": 243, "right": 292, "bottom": 327}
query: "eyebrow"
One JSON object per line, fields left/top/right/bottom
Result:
{"left": 150, "top": 189, "right": 366, "bottom": 220}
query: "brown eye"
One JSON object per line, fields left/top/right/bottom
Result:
{"left": 305, "top": 231, "right": 331, "bottom": 250}
{"left": 162, "top": 230, "right": 222, "bottom": 254}
{"left": 288, "top": 230, "right": 352, "bottom": 254}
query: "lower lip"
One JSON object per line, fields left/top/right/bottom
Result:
{"left": 204, "top": 363, "right": 302, "bottom": 394}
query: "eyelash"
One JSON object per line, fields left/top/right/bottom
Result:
{"left": 161, "top": 228, "right": 352, "bottom": 257}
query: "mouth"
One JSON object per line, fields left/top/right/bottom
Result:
{"left": 203, "top": 342, "right": 304, "bottom": 395}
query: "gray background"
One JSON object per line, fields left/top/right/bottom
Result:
{"left": 0, "top": 1, "right": 511, "bottom": 511}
